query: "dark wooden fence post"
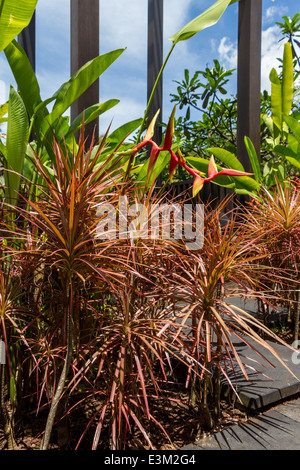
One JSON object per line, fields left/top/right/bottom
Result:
{"left": 147, "top": 0, "right": 163, "bottom": 146}
{"left": 71, "top": 0, "right": 99, "bottom": 145}
{"left": 237, "top": 0, "right": 262, "bottom": 173}
{"left": 18, "top": 11, "right": 36, "bottom": 71}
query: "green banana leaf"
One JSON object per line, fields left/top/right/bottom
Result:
{"left": 269, "top": 42, "right": 294, "bottom": 136}
{"left": 187, "top": 154, "right": 260, "bottom": 194}
{"left": 207, "top": 147, "right": 245, "bottom": 171}
{"left": 4, "top": 40, "right": 47, "bottom": 134}
{"left": 244, "top": 136, "right": 263, "bottom": 183}
{"left": 269, "top": 68, "right": 282, "bottom": 134}
{"left": 66, "top": 100, "right": 120, "bottom": 138}
{"left": 282, "top": 42, "right": 294, "bottom": 118}
{"left": 0, "top": 0, "right": 38, "bottom": 52}
{"left": 169, "top": 0, "right": 233, "bottom": 44}
{"left": 5, "top": 85, "right": 29, "bottom": 203}
{"left": 42, "top": 49, "right": 125, "bottom": 136}
{"left": 136, "top": 151, "right": 171, "bottom": 186}
{"left": 107, "top": 118, "right": 143, "bottom": 144}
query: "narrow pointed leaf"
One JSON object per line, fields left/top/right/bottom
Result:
{"left": 282, "top": 42, "right": 294, "bottom": 118}
{"left": 244, "top": 136, "right": 263, "bottom": 183}
{"left": 67, "top": 100, "right": 120, "bottom": 137}
{"left": 169, "top": 0, "right": 232, "bottom": 44}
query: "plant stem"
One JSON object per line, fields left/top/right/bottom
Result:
{"left": 214, "top": 339, "right": 222, "bottom": 421}
{"left": 40, "top": 283, "right": 74, "bottom": 450}
{"left": 294, "top": 290, "right": 300, "bottom": 343}
{"left": 136, "top": 43, "right": 176, "bottom": 145}
{"left": 202, "top": 371, "right": 214, "bottom": 430}
{"left": 0, "top": 364, "right": 18, "bottom": 450}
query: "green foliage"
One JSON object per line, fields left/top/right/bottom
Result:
{"left": 5, "top": 85, "right": 29, "bottom": 204}
{"left": 170, "top": 17, "right": 300, "bottom": 192}
{"left": 0, "top": 0, "right": 38, "bottom": 52}
{"left": 169, "top": 0, "right": 234, "bottom": 44}
{"left": 0, "top": 138, "right": 295, "bottom": 449}
{"left": 169, "top": 61, "right": 237, "bottom": 163}
{"left": 276, "top": 14, "right": 300, "bottom": 69}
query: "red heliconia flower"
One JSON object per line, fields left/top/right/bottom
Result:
{"left": 125, "top": 109, "right": 253, "bottom": 196}
{"left": 147, "top": 145, "right": 160, "bottom": 181}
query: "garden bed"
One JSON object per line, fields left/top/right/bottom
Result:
{"left": 0, "top": 385, "right": 250, "bottom": 451}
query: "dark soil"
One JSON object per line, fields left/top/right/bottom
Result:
{"left": 0, "top": 385, "right": 250, "bottom": 451}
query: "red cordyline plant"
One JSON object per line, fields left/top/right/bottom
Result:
{"left": 5, "top": 129, "right": 132, "bottom": 450}
{"left": 0, "top": 121, "right": 207, "bottom": 450}
{"left": 0, "top": 203, "right": 43, "bottom": 450}
{"left": 0, "top": 262, "right": 25, "bottom": 450}
{"left": 62, "top": 192, "right": 206, "bottom": 450}
{"left": 241, "top": 179, "right": 300, "bottom": 341}
{"left": 163, "top": 198, "right": 297, "bottom": 430}
{"left": 0, "top": 108, "right": 292, "bottom": 451}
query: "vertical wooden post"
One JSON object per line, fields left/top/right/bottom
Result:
{"left": 18, "top": 11, "right": 36, "bottom": 71}
{"left": 147, "top": 0, "right": 163, "bottom": 146}
{"left": 237, "top": 0, "right": 262, "bottom": 173}
{"left": 71, "top": 0, "right": 99, "bottom": 145}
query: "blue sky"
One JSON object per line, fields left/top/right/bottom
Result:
{"left": 0, "top": 0, "right": 299, "bottom": 135}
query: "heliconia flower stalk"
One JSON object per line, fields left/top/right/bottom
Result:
{"left": 162, "top": 105, "right": 176, "bottom": 151}
{"left": 125, "top": 109, "right": 253, "bottom": 196}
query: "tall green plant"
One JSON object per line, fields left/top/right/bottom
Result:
{"left": 1, "top": 41, "right": 128, "bottom": 205}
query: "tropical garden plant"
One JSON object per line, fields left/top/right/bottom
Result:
{"left": 168, "top": 15, "right": 300, "bottom": 192}
{"left": 240, "top": 179, "right": 300, "bottom": 342}
{"left": 0, "top": 0, "right": 299, "bottom": 452}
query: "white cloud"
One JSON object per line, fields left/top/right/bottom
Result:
{"left": 264, "top": 5, "right": 289, "bottom": 24}
{"left": 216, "top": 24, "right": 284, "bottom": 94}
{"left": 218, "top": 37, "right": 237, "bottom": 69}
{"left": 261, "top": 25, "right": 284, "bottom": 92}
